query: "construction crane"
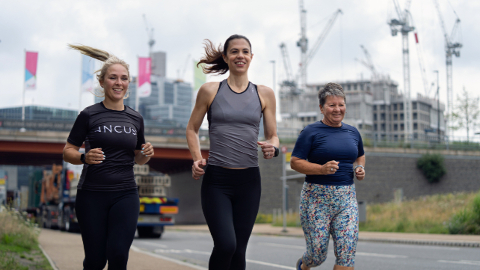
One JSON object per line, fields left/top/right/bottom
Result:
{"left": 433, "top": 0, "right": 462, "bottom": 137}
{"left": 413, "top": 31, "right": 431, "bottom": 97}
{"left": 296, "top": 0, "right": 308, "bottom": 92}
{"left": 142, "top": 14, "right": 155, "bottom": 57}
{"left": 356, "top": 45, "right": 378, "bottom": 80}
{"left": 388, "top": 0, "right": 414, "bottom": 142}
{"left": 279, "top": 43, "right": 298, "bottom": 95}
{"left": 296, "top": 4, "right": 342, "bottom": 91}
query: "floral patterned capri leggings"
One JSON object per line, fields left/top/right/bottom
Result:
{"left": 300, "top": 182, "right": 359, "bottom": 267}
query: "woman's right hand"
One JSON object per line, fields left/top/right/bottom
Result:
{"left": 85, "top": 148, "right": 105, "bottom": 164}
{"left": 192, "top": 159, "right": 207, "bottom": 180}
{"left": 321, "top": 160, "right": 339, "bottom": 175}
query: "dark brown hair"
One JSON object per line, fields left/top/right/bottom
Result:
{"left": 197, "top": 34, "right": 252, "bottom": 75}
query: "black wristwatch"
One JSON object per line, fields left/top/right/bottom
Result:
{"left": 273, "top": 146, "right": 279, "bottom": 157}
{"left": 80, "top": 153, "right": 87, "bottom": 164}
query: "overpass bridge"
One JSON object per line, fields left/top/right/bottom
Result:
{"left": 0, "top": 129, "right": 209, "bottom": 173}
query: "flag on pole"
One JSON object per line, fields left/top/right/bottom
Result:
{"left": 81, "top": 54, "right": 95, "bottom": 92}
{"left": 25, "top": 51, "right": 38, "bottom": 90}
{"left": 138, "top": 57, "right": 152, "bottom": 97}
{"left": 194, "top": 60, "right": 206, "bottom": 91}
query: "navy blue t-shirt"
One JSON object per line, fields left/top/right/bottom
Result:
{"left": 67, "top": 102, "right": 145, "bottom": 191}
{"left": 291, "top": 121, "right": 364, "bottom": 186}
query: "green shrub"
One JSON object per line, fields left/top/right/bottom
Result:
{"left": 255, "top": 213, "right": 273, "bottom": 223}
{"left": 448, "top": 192, "right": 480, "bottom": 234}
{"left": 417, "top": 153, "right": 446, "bottom": 183}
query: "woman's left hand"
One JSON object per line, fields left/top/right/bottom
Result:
{"left": 355, "top": 167, "right": 365, "bottom": 180}
{"left": 257, "top": 141, "right": 275, "bottom": 159}
{"left": 141, "top": 142, "right": 154, "bottom": 157}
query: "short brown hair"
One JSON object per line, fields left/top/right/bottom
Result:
{"left": 318, "top": 82, "right": 346, "bottom": 107}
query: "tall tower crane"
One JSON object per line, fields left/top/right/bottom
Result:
{"left": 388, "top": 0, "right": 414, "bottom": 142}
{"left": 297, "top": 0, "right": 308, "bottom": 92}
{"left": 356, "top": 45, "right": 378, "bottom": 80}
{"left": 143, "top": 14, "right": 155, "bottom": 57}
{"left": 294, "top": 2, "right": 342, "bottom": 92}
{"left": 279, "top": 43, "right": 298, "bottom": 95}
{"left": 433, "top": 0, "right": 462, "bottom": 137}
{"left": 413, "top": 31, "right": 431, "bottom": 97}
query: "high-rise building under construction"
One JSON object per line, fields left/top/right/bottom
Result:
{"left": 279, "top": 78, "right": 445, "bottom": 142}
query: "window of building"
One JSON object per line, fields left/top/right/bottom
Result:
{"left": 374, "top": 114, "right": 377, "bottom": 120}
{"left": 401, "top": 124, "right": 404, "bottom": 131}
{"left": 394, "top": 114, "right": 398, "bottom": 120}
{"left": 413, "top": 112, "right": 417, "bottom": 120}
{"left": 373, "top": 105, "right": 377, "bottom": 111}
{"left": 400, "top": 113, "right": 404, "bottom": 120}
{"left": 381, "top": 123, "right": 385, "bottom": 131}
{"left": 380, "top": 105, "right": 385, "bottom": 110}
{"left": 412, "top": 102, "right": 417, "bottom": 110}
{"left": 374, "top": 124, "right": 377, "bottom": 131}
{"left": 394, "top": 104, "right": 397, "bottom": 110}
{"left": 394, "top": 124, "right": 398, "bottom": 131}
{"left": 413, "top": 123, "right": 418, "bottom": 130}
{"left": 399, "top": 103, "right": 404, "bottom": 110}
{"left": 381, "top": 113, "right": 385, "bottom": 120}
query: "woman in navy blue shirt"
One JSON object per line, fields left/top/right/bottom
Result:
{"left": 292, "top": 83, "right": 365, "bottom": 270}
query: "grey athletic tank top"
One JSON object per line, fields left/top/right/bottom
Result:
{"left": 207, "top": 79, "right": 262, "bottom": 168}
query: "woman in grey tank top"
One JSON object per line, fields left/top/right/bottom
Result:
{"left": 186, "top": 35, "right": 279, "bottom": 270}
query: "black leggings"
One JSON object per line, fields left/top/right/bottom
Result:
{"left": 75, "top": 188, "right": 139, "bottom": 270}
{"left": 201, "top": 165, "right": 261, "bottom": 270}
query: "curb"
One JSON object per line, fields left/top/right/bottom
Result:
{"left": 359, "top": 238, "right": 480, "bottom": 248}
{"left": 38, "top": 244, "right": 60, "bottom": 270}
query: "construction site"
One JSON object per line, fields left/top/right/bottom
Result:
{"left": 277, "top": 0, "right": 463, "bottom": 147}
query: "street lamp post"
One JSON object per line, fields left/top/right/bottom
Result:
{"left": 434, "top": 70, "right": 440, "bottom": 143}
{"left": 270, "top": 60, "right": 280, "bottom": 121}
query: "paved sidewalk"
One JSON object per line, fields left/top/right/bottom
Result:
{"left": 168, "top": 224, "right": 480, "bottom": 248}
{"left": 38, "top": 229, "right": 201, "bottom": 270}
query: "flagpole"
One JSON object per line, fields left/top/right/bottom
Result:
{"left": 79, "top": 54, "right": 82, "bottom": 112}
{"left": 135, "top": 56, "right": 139, "bottom": 111}
{"left": 22, "top": 50, "right": 26, "bottom": 126}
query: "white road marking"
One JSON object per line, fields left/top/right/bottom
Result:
{"left": 134, "top": 241, "right": 168, "bottom": 248}
{"left": 130, "top": 245, "right": 207, "bottom": 270}
{"left": 152, "top": 248, "right": 295, "bottom": 269}
{"left": 246, "top": 258, "right": 295, "bottom": 270}
{"left": 259, "top": 242, "right": 305, "bottom": 249}
{"left": 261, "top": 242, "right": 409, "bottom": 260}
{"left": 385, "top": 243, "right": 461, "bottom": 251}
{"left": 438, "top": 260, "right": 480, "bottom": 266}
{"left": 356, "top": 252, "right": 408, "bottom": 258}
{"left": 154, "top": 249, "right": 211, "bottom": 256}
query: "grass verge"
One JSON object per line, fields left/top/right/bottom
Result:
{"left": 256, "top": 191, "right": 480, "bottom": 235}
{"left": 0, "top": 206, "right": 53, "bottom": 270}
{"left": 360, "top": 191, "right": 479, "bottom": 234}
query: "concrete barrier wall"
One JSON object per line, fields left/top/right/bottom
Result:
{"left": 170, "top": 148, "right": 480, "bottom": 223}
{"left": 356, "top": 152, "right": 480, "bottom": 204}
{"left": 257, "top": 148, "right": 480, "bottom": 215}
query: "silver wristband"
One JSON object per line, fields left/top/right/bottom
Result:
{"left": 353, "top": 165, "right": 364, "bottom": 172}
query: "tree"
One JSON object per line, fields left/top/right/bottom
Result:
{"left": 450, "top": 87, "right": 480, "bottom": 142}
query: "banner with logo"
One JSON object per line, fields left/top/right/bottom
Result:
{"left": 194, "top": 60, "right": 206, "bottom": 91}
{"left": 81, "top": 54, "right": 95, "bottom": 92}
{"left": 25, "top": 51, "right": 38, "bottom": 90}
{"left": 138, "top": 57, "right": 152, "bottom": 98}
